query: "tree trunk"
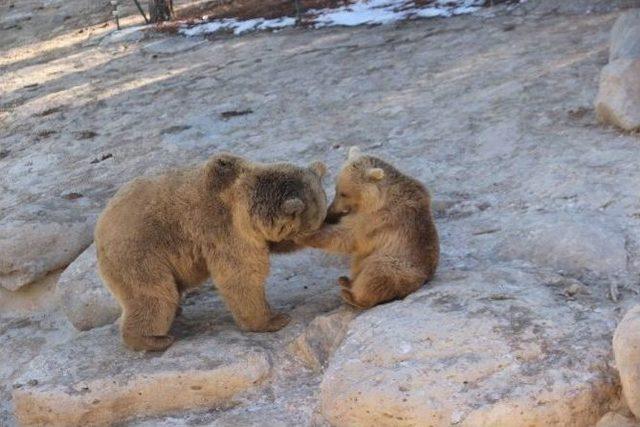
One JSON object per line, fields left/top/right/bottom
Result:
{"left": 148, "top": 0, "right": 173, "bottom": 23}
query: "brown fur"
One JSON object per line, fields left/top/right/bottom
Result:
{"left": 95, "top": 153, "right": 327, "bottom": 351}
{"left": 300, "top": 147, "right": 439, "bottom": 308}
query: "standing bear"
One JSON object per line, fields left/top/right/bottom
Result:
{"left": 95, "top": 153, "right": 327, "bottom": 351}
{"left": 300, "top": 147, "right": 439, "bottom": 308}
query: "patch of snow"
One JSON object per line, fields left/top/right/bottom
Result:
{"left": 179, "top": 0, "right": 493, "bottom": 37}
{"left": 180, "top": 16, "right": 296, "bottom": 37}
{"left": 313, "top": 0, "right": 406, "bottom": 27}
{"left": 258, "top": 17, "right": 297, "bottom": 30}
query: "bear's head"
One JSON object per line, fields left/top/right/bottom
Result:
{"left": 327, "top": 147, "right": 396, "bottom": 219}
{"left": 247, "top": 161, "right": 328, "bottom": 242}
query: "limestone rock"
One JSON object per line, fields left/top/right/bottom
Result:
{"left": 595, "top": 59, "right": 640, "bottom": 131}
{"left": 0, "top": 217, "right": 96, "bottom": 291}
{"left": 497, "top": 213, "right": 628, "bottom": 280}
{"left": 610, "top": 10, "right": 640, "bottom": 62}
{"left": 289, "top": 307, "right": 357, "bottom": 371}
{"left": 57, "top": 244, "right": 120, "bottom": 331}
{"left": 0, "top": 271, "right": 61, "bottom": 316}
{"left": 596, "top": 412, "right": 640, "bottom": 427}
{"left": 613, "top": 305, "right": 640, "bottom": 419}
{"left": 12, "top": 324, "right": 271, "bottom": 426}
{"left": 321, "top": 267, "right": 618, "bottom": 426}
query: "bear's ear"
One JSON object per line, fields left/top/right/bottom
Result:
{"left": 207, "top": 153, "right": 244, "bottom": 189}
{"left": 348, "top": 146, "right": 362, "bottom": 161}
{"left": 309, "top": 161, "right": 327, "bottom": 178}
{"left": 282, "top": 198, "right": 305, "bottom": 216}
{"left": 213, "top": 153, "right": 243, "bottom": 169}
{"left": 366, "top": 168, "right": 385, "bottom": 182}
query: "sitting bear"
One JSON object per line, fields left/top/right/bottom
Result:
{"left": 300, "top": 147, "right": 438, "bottom": 308}
{"left": 95, "top": 153, "right": 327, "bottom": 351}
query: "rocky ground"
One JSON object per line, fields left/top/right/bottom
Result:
{"left": 2, "top": 0, "right": 640, "bottom": 425}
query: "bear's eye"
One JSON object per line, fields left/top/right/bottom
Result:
{"left": 340, "top": 192, "right": 348, "bottom": 198}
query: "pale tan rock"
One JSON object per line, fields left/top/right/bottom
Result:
{"left": 497, "top": 212, "right": 628, "bottom": 280}
{"left": 12, "top": 325, "right": 271, "bottom": 426}
{"left": 595, "top": 59, "right": 640, "bottom": 132}
{"left": 289, "top": 308, "right": 357, "bottom": 371}
{"left": 321, "top": 268, "right": 618, "bottom": 427}
{"left": 0, "top": 217, "right": 96, "bottom": 291}
{"left": 610, "top": 9, "right": 640, "bottom": 62}
{"left": 0, "top": 270, "right": 61, "bottom": 316}
{"left": 614, "top": 305, "right": 640, "bottom": 419}
{"left": 56, "top": 244, "right": 120, "bottom": 331}
{"left": 596, "top": 412, "right": 640, "bottom": 427}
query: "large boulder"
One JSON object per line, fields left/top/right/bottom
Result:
{"left": 320, "top": 267, "right": 618, "bottom": 426}
{"left": 613, "top": 305, "right": 640, "bottom": 419}
{"left": 0, "top": 216, "right": 96, "bottom": 291}
{"left": 610, "top": 10, "right": 640, "bottom": 62}
{"left": 595, "top": 59, "right": 640, "bottom": 131}
{"left": 56, "top": 244, "right": 120, "bottom": 331}
{"left": 11, "top": 324, "right": 271, "bottom": 426}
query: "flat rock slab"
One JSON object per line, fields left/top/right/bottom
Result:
{"left": 12, "top": 324, "right": 271, "bottom": 426}
{"left": 496, "top": 212, "right": 628, "bottom": 280}
{"left": 321, "top": 267, "right": 619, "bottom": 426}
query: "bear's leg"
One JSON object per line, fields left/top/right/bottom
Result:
{"left": 340, "top": 277, "right": 393, "bottom": 309}
{"left": 343, "top": 257, "right": 426, "bottom": 309}
{"left": 210, "top": 253, "right": 290, "bottom": 332}
{"left": 120, "top": 282, "right": 180, "bottom": 351}
{"left": 215, "top": 274, "right": 290, "bottom": 332}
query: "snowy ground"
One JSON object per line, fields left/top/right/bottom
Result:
{"left": 180, "top": 0, "right": 515, "bottom": 37}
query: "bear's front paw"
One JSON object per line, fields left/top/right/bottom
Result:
{"left": 240, "top": 313, "right": 291, "bottom": 332}
{"left": 337, "top": 276, "right": 352, "bottom": 288}
{"left": 123, "top": 334, "right": 175, "bottom": 352}
{"left": 266, "top": 312, "right": 291, "bottom": 331}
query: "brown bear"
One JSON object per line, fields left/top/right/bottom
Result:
{"left": 299, "top": 147, "right": 439, "bottom": 308}
{"left": 95, "top": 153, "right": 327, "bottom": 351}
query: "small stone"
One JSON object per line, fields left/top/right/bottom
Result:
{"left": 564, "top": 283, "right": 584, "bottom": 297}
{"left": 73, "top": 130, "right": 98, "bottom": 140}
{"left": 62, "top": 192, "right": 83, "bottom": 200}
